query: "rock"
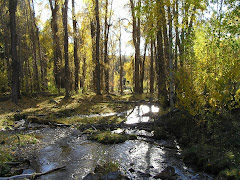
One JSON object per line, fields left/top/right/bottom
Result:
{"left": 137, "top": 171, "right": 151, "bottom": 178}
{"left": 14, "top": 119, "right": 26, "bottom": 128}
{"left": 83, "top": 173, "right": 99, "bottom": 180}
{"left": 104, "top": 95, "right": 113, "bottom": 101}
{"left": 27, "top": 116, "right": 41, "bottom": 123}
{"left": 154, "top": 166, "right": 176, "bottom": 179}
{"left": 129, "top": 168, "right": 135, "bottom": 173}
{"left": 13, "top": 113, "right": 27, "bottom": 121}
{"left": 49, "top": 99, "right": 58, "bottom": 104}
{"left": 83, "top": 171, "right": 122, "bottom": 180}
{"left": 101, "top": 171, "right": 121, "bottom": 180}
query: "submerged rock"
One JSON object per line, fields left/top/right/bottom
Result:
{"left": 83, "top": 171, "right": 124, "bottom": 180}
{"left": 83, "top": 173, "right": 99, "bottom": 180}
{"left": 154, "top": 166, "right": 176, "bottom": 179}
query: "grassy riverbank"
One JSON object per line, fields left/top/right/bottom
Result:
{"left": 154, "top": 109, "right": 240, "bottom": 179}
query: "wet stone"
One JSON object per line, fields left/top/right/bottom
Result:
{"left": 129, "top": 168, "right": 135, "bottom": 173}
{"left": 154, "top": 166, "right": 176, "bottom": 179}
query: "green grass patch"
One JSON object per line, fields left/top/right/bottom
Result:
{"left": 94, "top": 161, "right": 119, "bottom": 174}
{"left": 0, "top": 132, "right": 38, "bottom": 176}
{"left": 89, "top": 130, "right": 134, "bottom": 144}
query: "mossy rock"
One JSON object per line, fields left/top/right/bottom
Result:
{"left": 89, "top": 131, "right": 129, "bottom": 144}
{"left": 13, "top": 113, "right": 27, "bottom": 121}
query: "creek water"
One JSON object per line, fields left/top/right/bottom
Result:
{"left": 22, "top": 105, "right": 212, "bottom": 180}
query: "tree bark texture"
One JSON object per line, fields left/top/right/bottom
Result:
{"left": 49, "top": 0, "right": 62, "bottom": 92}
{"left": 72, "top": 0, "right": 80, "bottom": 92}
{"left": 62, "top": 0, "right": 71, "bottom": 98}
{"left": 10, "top": 0, "right": 20, "bottom": 103}
{"left": 95, "top": 0, "right": 101, "bottom": 95}
{"left": 104, "top": 0, "right": 110, "bottom": 94}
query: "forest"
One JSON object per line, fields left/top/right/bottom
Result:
{"left": 0, "top": 0, "right": 240, "bottom": 179}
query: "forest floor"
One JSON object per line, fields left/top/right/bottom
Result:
{"left": 1, "top": 93, "right": 240, "bottom": 179}
{"left": 0, "top": 93, "right": 156, "bottom": 129}
{"left": 0, "top": 92, "right": 161, "bottom": 178}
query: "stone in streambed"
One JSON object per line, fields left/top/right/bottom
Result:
{"left": 154, "top": 166, "right": 176, "bottom": 179}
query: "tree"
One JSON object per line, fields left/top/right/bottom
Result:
{"left": 72, "top": 0, "right": 80, "bottom": 92}
{"left": 49, "top": 0, "right": 62, "bottom": 93}
{"left": 9, "top": 0, "right": 20, "bottom": 103}
{"left": 94, "top": 0, "right": 101, "bottom": 95}
{"left": 62, "top": 0, "right": 71, "bottom": 98}
{"left": 130, "top": 0, "right": 141, "bottom": 94}
{"left": 103, "top": 0, "right": 112, "bottom": 94}
{"left": 27, "top": 0, "right": 40, "bottom": 92}
{"left": 168, "top": 0, "right": 174, "bottom": 110}
{"left": 156, "top": 0, "right": 167, "bottom": 106}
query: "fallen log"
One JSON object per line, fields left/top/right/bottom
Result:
{"left": 79, "top": 121, "right": 155, "bottom": 131}
{"left": 0, "top": 166, "right": 66, "bottom": 180}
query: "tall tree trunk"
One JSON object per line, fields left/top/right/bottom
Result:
{"left": 104, "top": 0, "right": 110, "bottom": 94}
{"left": 157, "top": 0, "right": 167, "bottom": 106}
{"left": 174, "top": 0, "right": 179, "bottom": 71}
{"left": 140, "top": 41, "right": 147, "bottom": 94}
{"left": 28, "top": 0, "right": 40, "bottom": 92}
{"left": 49, "top": 0, "right": 62, "bottom": 93}
{"left": 72, "top": 0, "right": 80, "bottom": 92}
{"left": 10, "top": 0, "right": 20, "bottom": 103}
{"left": 130, "top": 0, "right": 140, "bottom": 94}
{"left": 30, "top": 0, "right": 44, "bottom": 91}
{"left": 62, "top": 0, "right": 71, "bottom": 98}
{"left": 91, "top": 20, "right": 96, "bottom": 92}
{"left": 150, "top": 37, "right": 154, "bottom": 94}
{"left": 168, "top": 2, "right": 174, "bottom": 110}
{"left": 95, "top": 0, "right": 101, "bottom": 95}
{"left": 119, "top": 20, "right": 123, "bottom": 95}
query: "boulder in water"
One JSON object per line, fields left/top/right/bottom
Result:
{"left": 154, "top": 166, "right": 176, "bottom": 179}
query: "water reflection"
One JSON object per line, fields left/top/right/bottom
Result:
{"left": 24, "top": 105, "right": 212, "bottom": 180}
{"left": 125, "top": 105, "right": 160, "bottom": 124}
{"left": 28, "top": 127, "right": 212, "bottom": 180}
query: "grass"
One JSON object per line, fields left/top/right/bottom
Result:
{"left": 0, "top": 132, "right": 38, "bottom": 176}
{"left": 94, "top": 161, "right": 119, "bottom": 174}
{"left": 89, "top": 130, "right": 137, "bottom": 144}
{"left": 0, "top": 93, "right": 136, "bottom": 128}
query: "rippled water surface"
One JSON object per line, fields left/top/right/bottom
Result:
{"left": 23, "top": 105, "right": 212, "bottom": 180}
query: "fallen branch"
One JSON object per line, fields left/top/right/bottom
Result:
{"left": 0, "top": 166, "right": 66, "bottom": 180}
{"left": 79, "top": 121, "right": 154, "bottom": 131}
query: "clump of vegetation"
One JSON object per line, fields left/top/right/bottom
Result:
{"left": 154, "top": 109, "right": 240, "bottom": 178}
{"left": 94, "top": 161, "right": 119, "bottom": 174}
{"left": 89, "top": 130, "right": 135, "bottom": 144}
{"left": 0, "top": 132, "right": 38, "bottom": 176}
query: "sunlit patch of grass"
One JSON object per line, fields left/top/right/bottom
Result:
{"left": 0, "top": 94, "right": 135, "bottom": 127}
{"left": 90, "top": 131, "right": 128, "bottom": 144}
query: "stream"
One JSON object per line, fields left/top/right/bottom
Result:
{"left": 20, "top": 105, "right": 212, "bottom": 179}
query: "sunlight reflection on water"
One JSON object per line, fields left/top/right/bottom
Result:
{"left": 125, "top": 105, "right": 160, "bottom": 124}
